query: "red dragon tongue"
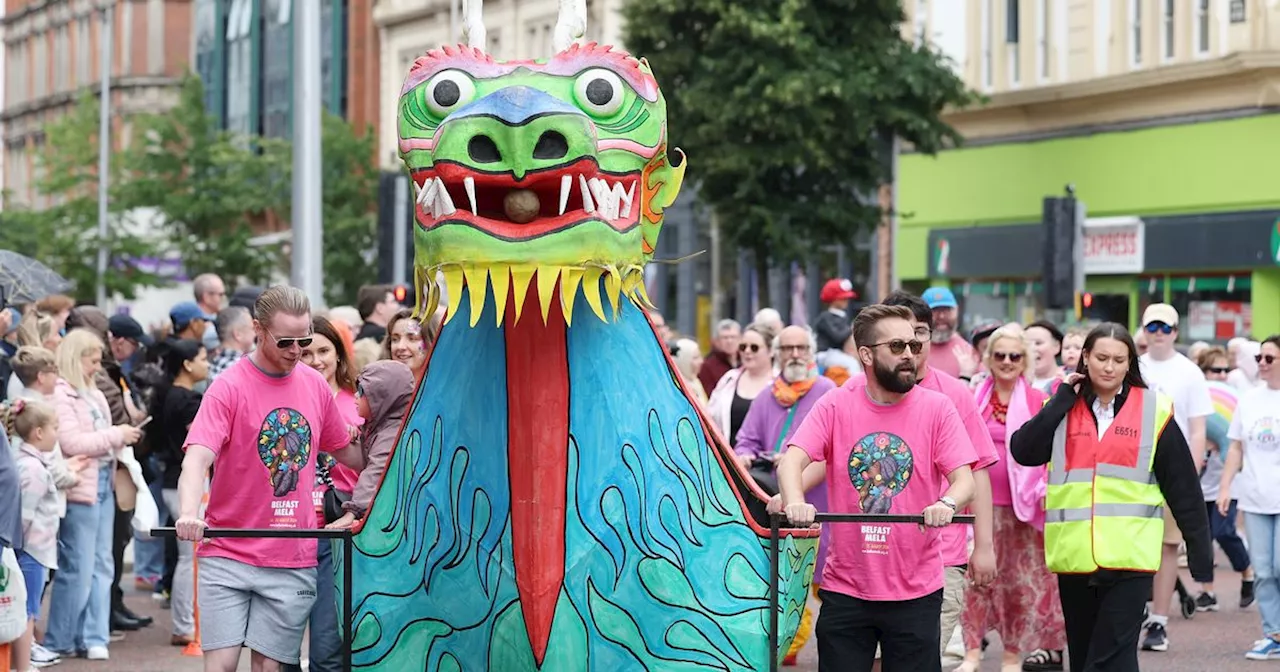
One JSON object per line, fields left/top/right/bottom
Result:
{"left": 504, "top": 278, "right": 569, "bottom": 666}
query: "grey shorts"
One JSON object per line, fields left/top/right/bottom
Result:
{"left": 196, "top": 555, "right": 318, "bottom": 664}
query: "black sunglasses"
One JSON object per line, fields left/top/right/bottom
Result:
{"left": 738, "top": 343, "right": 761, "bottom": 353}
{"left": 1207, "top": 367, "right": 1231, "bottom": 374}
{"left": 266, "top": 329, "right": 313, "bottom": 350}
{"left": 868, "top": 339, "right": 923, "bottom": 356}
{"left": 992, "top": 351, "right": 1024, "bottom": 363}
{"left": 1257, "top": 354, "right": 1277, "bottom": 365}
{"left": 1144, "top": 322, "right": 1174, "bottom": 335}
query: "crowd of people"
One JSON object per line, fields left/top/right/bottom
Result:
{"left": 0, "top": 273, "right": 1276, "bottom": 672}
{"left": 0, "top": 276, "right": 441, "bottom": 672}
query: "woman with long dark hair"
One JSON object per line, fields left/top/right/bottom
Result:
{"left": 147, "top": 338, "right": 207, "bottom": 647}
{"left": 1009, "top": 323, "right": 1212, "bottom": 672}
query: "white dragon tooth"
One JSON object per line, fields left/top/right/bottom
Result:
{"left": 613, "top": 181, "right": 635, "bottom": 219}
{"left": 463, "top": 176, "right": 477, "bottom": 214}
{"left": 558, "top": 174, "right": 572, "bottom": 217}
{"left": 590, "top": 178, "right": 616, "bottom": 220}
{"left": 435, "top": 178, "right": 456, "bottom": 216}
{"left": 578, "top": 174, "right": 596, "bottom": 213}
{"left": 416, "top": 178, "right": 437, "bottom": 208}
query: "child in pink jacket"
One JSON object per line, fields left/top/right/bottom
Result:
{"left": 326, "top": 361, "right": 415, "bottom": 529}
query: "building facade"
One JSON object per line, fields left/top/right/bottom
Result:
{"left": 3, "top": 0, "right": 194, "bottom": 208}
{"left": 899, "top": 0, "right": 1280, "bottom": 340}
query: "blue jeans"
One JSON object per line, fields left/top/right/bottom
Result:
{"left": 132, "top": 460, "right": 167, "bottom": 580}
{"left": 44, "top": 468, "right": 116, "bottom": 652}
{"left": 1244, "top": 512, "right": 1280, "bottom": 637}
{"left": 1208, "top": 500, "right": 1251, "bottom": 574}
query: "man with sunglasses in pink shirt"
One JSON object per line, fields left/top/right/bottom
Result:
{"left": 174, "top": 286, "right": 363, "bottom": 672}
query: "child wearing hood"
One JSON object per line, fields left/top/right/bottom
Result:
{"left": 326, "top": 360, "right": 416, "bottom": 529}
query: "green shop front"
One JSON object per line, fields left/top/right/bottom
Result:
{"left": 896, "top": 113, "right": 1280, "bottom": 342}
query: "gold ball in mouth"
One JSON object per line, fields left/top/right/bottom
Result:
{"left": 503, "top": 189, "right": 540, "bottom": 223}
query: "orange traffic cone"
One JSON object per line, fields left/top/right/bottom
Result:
{"left": 183, "top": 550, "right": 202, "bottom": 656}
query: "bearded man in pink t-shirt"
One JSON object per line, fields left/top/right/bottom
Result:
{"left": 778, "top": 304, "right": 977, "bottom": 672}
{"left": 174, "top": 286, "right": 362, "bottom": 672}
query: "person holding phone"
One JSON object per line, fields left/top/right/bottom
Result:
{"left": 1009, "top": 322, "right": 1212, "bottom": 672}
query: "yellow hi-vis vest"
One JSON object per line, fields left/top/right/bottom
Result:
{"left": 1043, "top": 387, "right": 1175, "bottom": 574}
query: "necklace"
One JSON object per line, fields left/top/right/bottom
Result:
{"left": 990, "top": 396, "right": 1009, "bottom": 424}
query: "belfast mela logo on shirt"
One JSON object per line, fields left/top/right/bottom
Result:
{"left": 257, "top": 407, "right": 314, "bottom": 500}
{"left": 849, "top": 432, "right": 914, "bottom": 557}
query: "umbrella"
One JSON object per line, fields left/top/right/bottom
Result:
{"left": 0, "top": 250, "right": 74, "bottom": 306}
{"left": 1206, "top": 381, "right": 1237, "bottom": 460}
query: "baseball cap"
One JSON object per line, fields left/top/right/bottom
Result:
{"left": 921, "top": 286, "right": 958, "bottom": 309}
{"left": 819, "top": 278, "right": 857, "bottom": 303}
{"left": 1142, "top": 303, "right": 1179, "bottom": 328}
{"left": 170, "top": 301, "right": 216, "bottom": 331}
{"left": 108, "top": 313, "right": 155, "bottom": 347}
{"left": 3, "top": 307, "right": 21, "bottom": 336}
{"left": 969, "top": 320, "right": 1003, "bottom": 347}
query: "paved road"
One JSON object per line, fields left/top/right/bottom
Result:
{"left": 46, "top": 551, "right": 1257, "bottom": 671}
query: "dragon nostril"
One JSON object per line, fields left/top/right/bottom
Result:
{"left": 532, "top": 131, "right": 569, "bottom": 160}
{"left": 468, "top": 135, "right": 502, "bottom": 164}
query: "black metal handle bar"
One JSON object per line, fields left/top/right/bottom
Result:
{"left": 151, "top": 527, "right": 355, "bottom": 672}
{"left": 766, "top": 513, "right": 974, "bottom": 672}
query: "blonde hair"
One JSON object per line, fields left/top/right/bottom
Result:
{"left": 254, "top": 285, "right": 311, "bottom": 329}
{"left": 352, "top": 338, "right": 383, "bottom": 373}
{"left": 56, "top": 328, "right": 105, "bottom": 389}
{"left": 2, "top": 397, "right": 57, "bottom": 441}
{"left": 984, "top": 325, "right": 1036, "bottom": 378}
{"left": 11, "top": 346, "right": 58, "bottom": 387}
{"left": 14, "top": 310, "right": 56, "bottom": 348}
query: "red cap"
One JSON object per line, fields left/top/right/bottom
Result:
{"left": 820, "top": 278, "right": 857, "bottom": 303}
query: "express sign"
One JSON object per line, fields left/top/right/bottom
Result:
{"left": 1082, "top": 217, "right": 1145, "bottom": 274}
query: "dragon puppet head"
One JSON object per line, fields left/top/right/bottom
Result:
{"left": 398, "top": 6, "right": 686, "bottom": 327}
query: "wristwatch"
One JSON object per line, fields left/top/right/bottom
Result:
{"left": 938, "top": 496, "right": 957, "bottom": 511}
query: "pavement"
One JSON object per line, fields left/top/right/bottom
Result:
{"left": 40, "top": 548, "right": 1257, "bottom": 671}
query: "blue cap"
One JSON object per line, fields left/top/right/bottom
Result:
{"left": 3, "top": 307, "right": 20, "bottom": 336}
{"left": 170, "top": 301, "right": 215, "bottom": 331}
{"left": 921, "top": 287, "right": 958, "bottom": 309}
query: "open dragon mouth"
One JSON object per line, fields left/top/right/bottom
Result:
{"left": 411, "top": 159, "right": 642, "bottom": 241}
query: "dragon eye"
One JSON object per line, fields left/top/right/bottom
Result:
{"left": 425, "top": 70, "right": 476, "bottom": 116}
{"left": 573, "top": 69, "right": 625, "bottom": 117}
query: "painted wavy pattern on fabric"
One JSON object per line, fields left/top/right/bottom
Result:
{"left": 340, "top": 288, "right": 816, "bottom": 670}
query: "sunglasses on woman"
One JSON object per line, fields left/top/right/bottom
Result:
{"left": 992, "top": 351, "right": 1024, "bottom": 363}
{"left": 738, "top": 343, "right": 761, "bottom": 354}
{"left": 1257, "top": 354, "right": 1276, "bottom": 365}
{"left": 1207, "top": 367, "right": 1231, "bottom": 374}
{"left": 868, "top": 339, "right": 923, "bottom": 355}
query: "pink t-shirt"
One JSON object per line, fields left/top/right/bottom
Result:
{"left": 789, "top": 381, "right": 977, "bottom": 601}
{"left": 927, "top": 334, "right": 978, "bottom": 380}
{"left": 314, "top": 389, "right": 362, "bottom": 512}
{"left": 185, "top": 357, "right": 353, "bottom": 568}
{"left": 918, "top": 369, "right": 997, "bottom": 567}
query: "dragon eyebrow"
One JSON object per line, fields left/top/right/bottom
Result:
{"left": 401, "top": 45, "right": 523, "bottom": 96}
{"left": 542, "top": 42, "right": 659, "bottom": 103}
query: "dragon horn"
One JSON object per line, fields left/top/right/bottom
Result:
{"left": 552, "top": 0, "right": 586, "bottom": 53}
{"left": 462, "top": 0, "right": 486, "bottom": 48}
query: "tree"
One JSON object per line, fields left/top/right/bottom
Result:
{"left": 121, "top": 74, "right": 292, "bottom": 287}
{"left": 622, "top": 0, "right": 979, "bottom": 297}
{"left": 0, "top": 92, "right": 162, "bottom": 302}
{"left": 317, "top": 112, "right": 378, "bottom": 307}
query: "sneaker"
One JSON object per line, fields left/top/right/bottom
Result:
{"left": 1195, "top": 592, "right": 1220, "bottom": 612}
{"left": 30, "top": 642, "right": 62, "bottom": 667}
{"left": 1242, "top": 580, "right": 1256, "bottom": 608}
{"left": 1246, "top": 638, "right": 1280, "bottom": 660}
{"left": 1141, "top": 622, "right": 1168, "bottom": 651}
{"left": 86, "top": 646, "right": 110, "bottom": 660}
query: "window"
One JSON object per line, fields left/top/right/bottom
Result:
{"left": 914, "top": 0, "right": 928, "bottom": 45}
{"left": 1006, "top": 0, "right": 1020, "bottom": 85}
{"left": 77, "top": 17, "right": 91, "bottom": 85}
{"left": 1195, "top": 0, "right": 1210, "bottom": 55}
{"left": 1037, "top": 0, "right": 1049, "bottom": 80}
{"left": 56, "top": 26, "right": 69, "bottom": 92}
{"left": 1162, "top": 0, "right": 1175, "bottom": 60}
{"left": 1130, "top": 0, "right": 1142, "bottom": 66}
{"left": 262, "top": 0, "right": 292, "bottom": 139}
{"left": 225, "top": 0, "right": 256, "bottom": 138}
{"left": 981, "top": 0, "right": 993, "bottom": 90}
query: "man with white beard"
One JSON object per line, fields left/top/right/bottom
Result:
{"left": 732, "top": 325, "right": 836, "bottom": 665}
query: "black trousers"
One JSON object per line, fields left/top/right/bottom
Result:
{"left": 816, "top": 588, "right": 943, "bottom": 672}
{"left": 1058, "top": 573, "right": 1152, "bottom": 672}
{"left": 111, "top": 501, "right": 133, "bottom": 612}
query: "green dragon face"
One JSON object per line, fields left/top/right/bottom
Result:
{"left": 397, "top": 43, "right": 686, "bottom": 325}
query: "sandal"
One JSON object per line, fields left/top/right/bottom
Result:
{"left": 1021, "top": 648, "right": 1064, "bottom": 671}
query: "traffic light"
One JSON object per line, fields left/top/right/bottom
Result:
{"left": 393, "top": 285, "right": 409, "bottom": 304}
{"left": 1082, "top": 292, "right": 1093, "bottom": 309}
{"left": 1042, "top": 196, "right": 1080, "bottom": 310}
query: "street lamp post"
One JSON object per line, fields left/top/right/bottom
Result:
{"left": 95, "top": 1, "right": 114, "bottom": 308}
{"left": 291, "top": 0, "right": 324, "bottom": 307}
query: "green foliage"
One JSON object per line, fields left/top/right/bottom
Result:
{"left": 622, "top": 0, "right": 979, "bottom": 268}
{"left": 121, "top": 74, "right": 292, "bottom": 287}
{"left": 0, "top": 92, "right": 162, "bottom": 302}
{"left": 318, "top": 112, "right": 379, "bottom": 307}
